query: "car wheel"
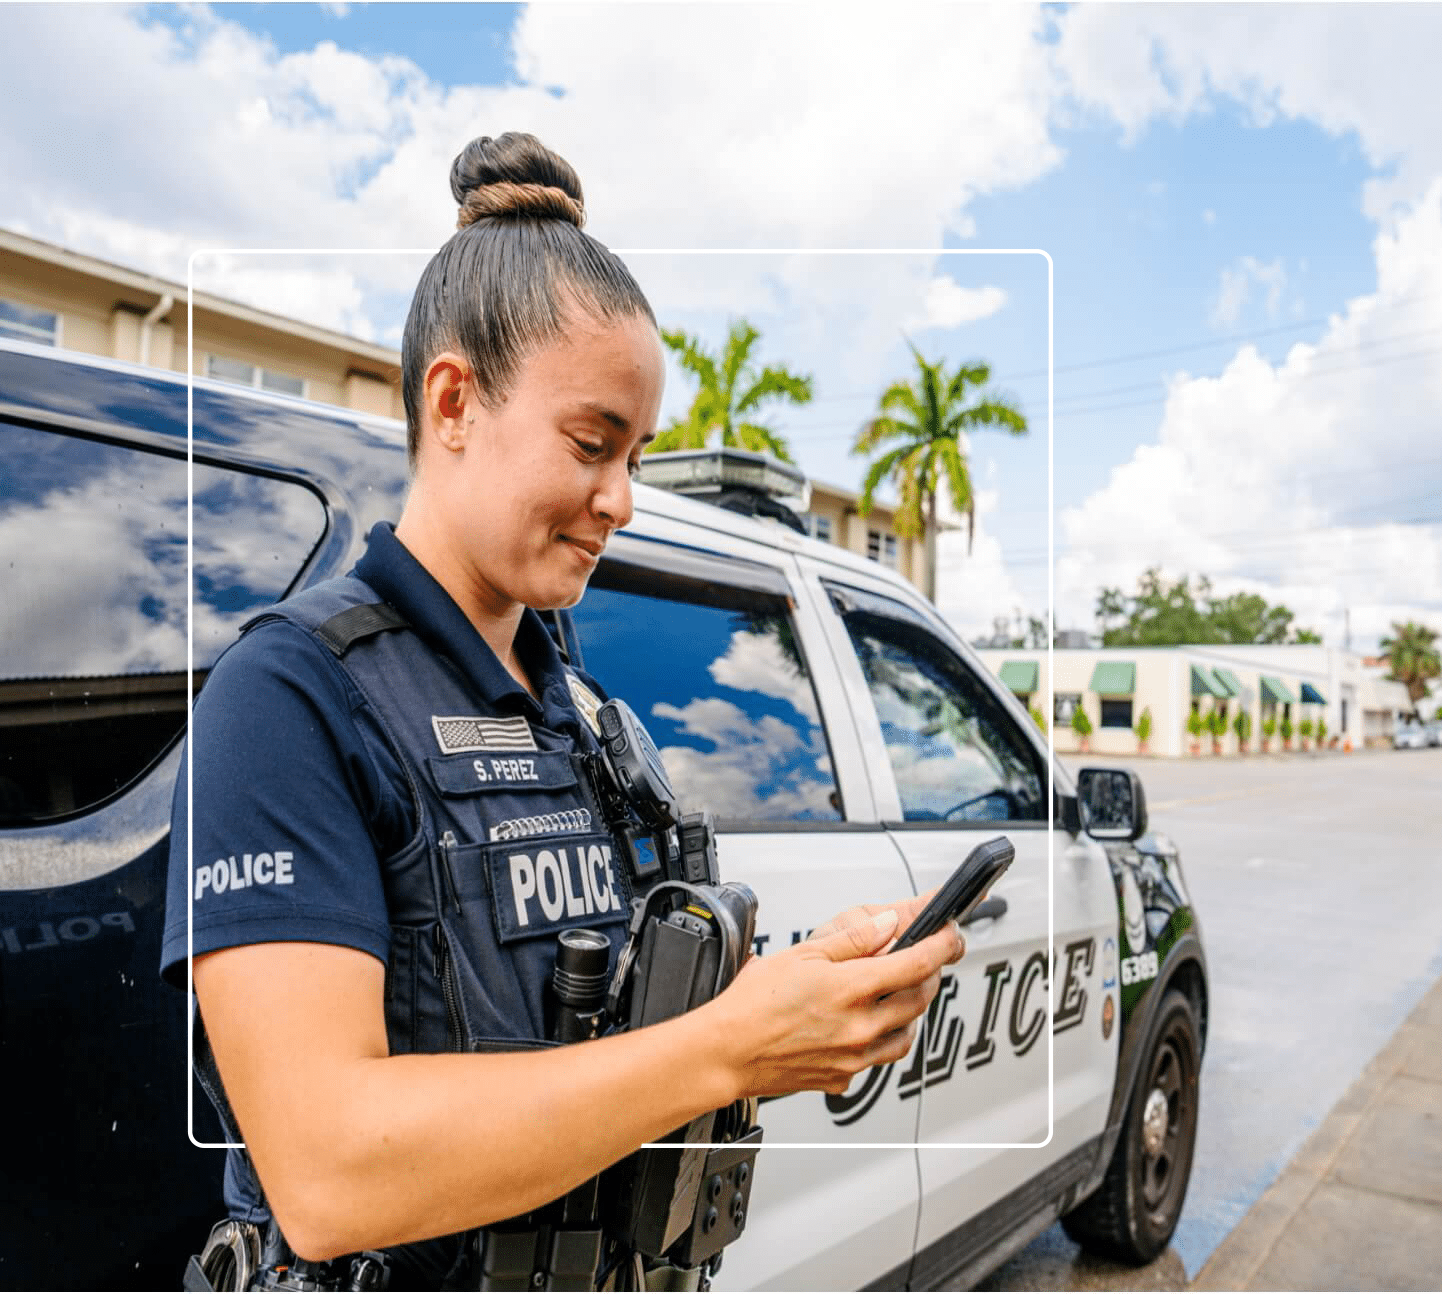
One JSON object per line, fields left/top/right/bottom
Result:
{"left": 1060, "top": 989, "right": 1201, "bottom": 1264}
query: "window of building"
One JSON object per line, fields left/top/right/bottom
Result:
{"left": 867, "top": 529, "right": 882, "bottom": 561}
{"left": 1099, "top": 698, "right": 1134, "bottom": 729}
{"left": 832, "top": 591, "right": 1045, "bottom": 824}
{"left": 0, "top": 422, "right": 327, "bottom": 825}
{"left": 206, "top": 354, "right": 306, "bottom": 398}
{"left": 1054, "top": 692, "right": 1081, "bottom": 724}
{"left": 0, "top": 297, "right": 59, "bottom": 346}
{"left": 804, "top": 512, "right": 832, "bottom": 543}
{"left": 569, "top": 564, "right": 842, "bottom": 825}
{"left": 882, "top": 534, "right": 898, "bottom": 568}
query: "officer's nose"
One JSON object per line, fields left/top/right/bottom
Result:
{"left": 593, "top": 458, "right": 634, "bottom": 532}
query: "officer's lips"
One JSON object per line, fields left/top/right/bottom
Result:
{"left": 558, "top": 534, "right": 604, "bottom": 562}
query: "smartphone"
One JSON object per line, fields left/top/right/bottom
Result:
{"left": 890, "top": 835, "right": 1015, "bottom": 952}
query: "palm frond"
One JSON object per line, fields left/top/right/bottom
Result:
{"left": 938, "top": 441, "right": 975, "bottom": 553}
{"left": 734, "top": 421, "right": 795, "bottom": 463}
{"left": 852, "top": 414, "right": 921, "bottom": 456}
{"left": 735, "top": 365, "right": 813, "bottom": 415}
{"left": 948, "top": 395, "right": 1028, "bottom": 437}
{"left": 857, "top": 442, "right": 916, "bottom": 516}
{"left": 660, "top": 328, "right": 720, "bottom": 393}
{"left": 720, "top": 320, "right": 761, "bottom": 394}
{"left": 945, "top": 360, "right": 992, "bottom": 406}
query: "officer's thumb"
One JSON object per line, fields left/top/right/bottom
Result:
{"left": 815, "top": 909, "right": 899, "bottom": 962}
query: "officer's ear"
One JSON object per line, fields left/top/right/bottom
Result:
{"left": 421, "top": 353, "right": 474, "bottom": 459}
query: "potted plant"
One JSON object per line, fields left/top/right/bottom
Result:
{"left": 1135, "top": 706, "right": 1152, "bottom": 753}
{"left": 1280, "top": 715, "right": 1294, "bottom": 750}
{"left": 1071, "top": 704, "right": 1093, "bottom": 753}
{"left": 1298, "top": 717, "right": 1314, "bottom": 751}
{"left": 1186, "top": 710, "right": 1205, "bottom": 756}
{"left": 1262, "top": 715, "right": 1277, "bottom": 752}
{"left": 1233, "top": 708, "right": 1252, "bottom": 753}
{"left": 1029, "top": 704, "right": 1048, "bottom": 735}
{"left": 1208, "top": 709, "right": 1227, "bottom": 755}
{"left": 1317, "top": 717, "right": 1328, "bottom": 749}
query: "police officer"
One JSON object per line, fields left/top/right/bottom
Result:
{"left": 160, "top": 131, "right": 964, "bottom": 1291}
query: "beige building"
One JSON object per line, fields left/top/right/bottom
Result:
{"left": 0, "top": 226, "right": 404, "bottom": 420}
{"left": 975, "top": 643, "right": 1417, "bottom": 757}
{"left": 800, "top": 480, "right": 943, "bottom": 597}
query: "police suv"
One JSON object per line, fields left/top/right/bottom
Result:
{"left": 0, "top": 340, "right": 1208, "bottom": 1291}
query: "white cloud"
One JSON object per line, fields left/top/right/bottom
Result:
{"left": 1055, "top": 182, "right": 1442, "bottom": 649}
{"left": 1210, "top": 255, "right": 1287, "bottom": 328}
{"left": 1053, "top": 4, "right": 1442, "bottom": 219}
{"left": 1203, "top": 208, "right": 1217, "bottom": 225}
{"left": 934, "top": 484, "right": 1036, "bottom": 642}
{"left": 904, "top": 278, "right": 1007, "bottom": 332}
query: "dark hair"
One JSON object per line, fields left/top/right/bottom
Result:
{"left": 400, "top": 132, "right": 657, "bottom": 468}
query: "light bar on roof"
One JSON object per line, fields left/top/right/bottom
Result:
{"left": 638, "top": 447, "right": 811, "bottom": 511}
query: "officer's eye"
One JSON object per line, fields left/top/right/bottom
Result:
{"left": 575, "top": 439, "right": 605, "bottom": 460}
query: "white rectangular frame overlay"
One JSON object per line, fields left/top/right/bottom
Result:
{"left": 187, "top": 246, "right": 1055, "bottom": 1152}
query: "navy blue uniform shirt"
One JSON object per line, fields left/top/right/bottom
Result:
{"left": 160, "top": 521, "right": 607, "bottom": 986}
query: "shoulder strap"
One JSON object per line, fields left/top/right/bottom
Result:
{"left": 314, "top": 602, "right": 409, "bottom": 657}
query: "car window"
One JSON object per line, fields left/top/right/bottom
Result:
{"left": 568, "top": 555, "right": 843, "bottom": 825}
{"left": 828, "top": 585, "right": 1045, "bottom": 824}
{"left": 1, "top": 422, "right": 327, "bottom": 825}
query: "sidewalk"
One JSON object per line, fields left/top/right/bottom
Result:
{"left": 1192, "top": 974, "right": 1442, "bottom": 1291}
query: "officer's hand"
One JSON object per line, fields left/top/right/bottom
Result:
{"left": 806, "top": 889, "right": 966, "bottom": 965}
{"left": 707, "top": 910, "right": 962, "bottom": 1099}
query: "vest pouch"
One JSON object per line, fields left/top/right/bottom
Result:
{"left": 434, "top": 837, "right": 630, "bottom": 1049}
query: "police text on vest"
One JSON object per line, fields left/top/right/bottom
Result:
{"left": 509, "top": 844, "right": 621, "bottom": 927}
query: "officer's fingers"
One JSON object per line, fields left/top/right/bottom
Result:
{"left": 809, "top": 909, "right": 899, "bottom": 962}
{"left": 850, "top": 925, "right": 960, "bottom": 996}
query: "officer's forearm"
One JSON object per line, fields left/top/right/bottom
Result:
{"left": 274, "top": 1005, "right": 738, "bottom": 1262}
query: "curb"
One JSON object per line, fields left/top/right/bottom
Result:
{"left": 1190, "top": 975, "right": 1442, "bottom": 1291}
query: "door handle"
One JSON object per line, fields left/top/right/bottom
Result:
{"left": 961, "top": 896, "right": 1007, "bottom": 926}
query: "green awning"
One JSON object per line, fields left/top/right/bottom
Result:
{"left": 1260, "top": 675, "right": 1297, "bottom": 705}
{"left": 998, "top": 661, "right": 1039, "bottom": 694}
{"left": 1300, "top": 682, "right": 1327, "bottom": 704}
{"left": 1212, "top": 667, "right": 1243, "bottom": 698}
{"left": 1190, "top": 665, "right": 1223, "bottom": 697}
{"left": 1089, "top": 661, "right": 1136, "bottom": 696}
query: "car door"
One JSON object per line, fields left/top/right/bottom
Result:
{"left": 0, "top": 414, "right": 330, "bottom": 1289}
{"left": 797, "top": 562, "right": 1118, "bottom": 1283}
{"left": 565, "top": 525, "right": 922, "bottom": 1291}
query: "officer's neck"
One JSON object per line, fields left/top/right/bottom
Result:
{"left": 393, "top": 512, "right": 539, "bottom": 702}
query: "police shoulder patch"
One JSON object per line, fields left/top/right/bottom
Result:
{"left": 432, "top": 714, "right": 538, "bottom": 754}
{"left": 565, "top": 672, "right": 604, "bottom": 736}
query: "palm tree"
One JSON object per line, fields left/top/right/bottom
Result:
{"left": 647, "top": 320, "right": 812, "bottom": 463}
{"left": 852, "top": 343, "right": 1027, "bottom": 602}
{"left": 1379, "top": 620, "right": 1441, "bottom": 708}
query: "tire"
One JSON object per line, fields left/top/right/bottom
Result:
{"left": 1061, "top": 988, "right": 1201, "bottom": 1264}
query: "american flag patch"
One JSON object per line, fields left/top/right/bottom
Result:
{"left": 431, "top": 715, "right": 538, "bottom": 754}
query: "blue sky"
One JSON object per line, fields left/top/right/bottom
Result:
{"left": 4, "top": 2, "right": 1440, "bottom": 649}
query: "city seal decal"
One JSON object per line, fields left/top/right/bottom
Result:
{"left": 1102, "top": 994, "right": 1115, "bottom": 1040}
{"left": 432, "top": 714, "right": 537, "bottom": 754}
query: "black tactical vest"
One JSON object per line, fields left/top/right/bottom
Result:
{"left": 197, "top": 574, "right": 636, "bottom": 1286}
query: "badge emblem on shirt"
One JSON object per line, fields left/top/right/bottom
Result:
{"left": 565, "top": 673, "right": 603, "bottom": 736}
{"left": 432, "top": 715, "right": 537, "bottom": 754}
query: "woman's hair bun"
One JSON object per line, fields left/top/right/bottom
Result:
{"left": 451, "top": 132, "right": 586, "bottom": 230}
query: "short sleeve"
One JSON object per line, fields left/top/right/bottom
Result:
{"left": 160, "top": 620, "right": 397, "bottom": 988}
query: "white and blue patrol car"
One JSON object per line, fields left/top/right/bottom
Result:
{"left": 0, "top": 341, "right": 1207, "bottom": 1291}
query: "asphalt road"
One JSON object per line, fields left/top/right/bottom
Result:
{"left": 977, "top": 745, "right": 1442, "bottom": 1292}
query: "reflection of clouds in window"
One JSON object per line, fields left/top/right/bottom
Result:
{"left": 653, "top": 625, "right": 837, "bottom": 821}
{"left": 2, "top": 428, "right": 325, "bottom": 678}
{"left": 708, "top": 630, "right": 818, "bottom": 721}
{"left": 653, "top": 697, "right": 804, "bottom": 756}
